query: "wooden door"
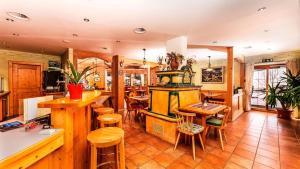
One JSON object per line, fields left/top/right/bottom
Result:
{"left": 9, "top": 61, "right": 42, "bottom": 116}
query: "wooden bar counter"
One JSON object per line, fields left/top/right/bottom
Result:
{"left": 38, "top": 90, "right": 102, "bottom": 169}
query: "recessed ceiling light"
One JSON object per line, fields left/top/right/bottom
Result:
{"left": 133, "top": 27, "right": 147, "bottom": 34}
{"left": 7, "top": 12, "right": 29, "bottom": 21}
{"left": 12, "top": 33, "right": 19, "bottom": 36}
{"left": 264, "top": 29, "right": 270, "bottom": 33}
{"left": 267, "top": 48, "right": 272, "bottom": 50}
{"left": 243, "top": 46, "right": 252, "bottom": 49}
{"left": 72, "top": 33, "right": 78, "bottom": 37}
{"left": 83, "top": 18, "right": 90, "bottom": 22}
{"left": 257, "top": 7, "right": 267, "bottom": 12}
{"left": 5, "top": 18, "right": 14, "bottom": 22}
{"left": 62, "top": 40, "right": 71, "bottom": 43}
{"left": 102, "top": 47, "right": 107, "bottom": 50}
{"left": 212, "top": 41, "right": 218, "bottom": 44}
{"left": 116, "top": 40, "right": 121, "bottom": 43}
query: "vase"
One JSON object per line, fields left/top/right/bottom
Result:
{"left": 68, "top": 84, "right": 83, "bottom": 99}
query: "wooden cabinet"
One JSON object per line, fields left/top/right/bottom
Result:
{"left": 0, "top": 91, "right": 10, "bottom": 121}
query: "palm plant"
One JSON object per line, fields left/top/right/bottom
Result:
{"left": 52, "top": 60, "right": 94, "bottom": 84}
{"left": 283, "top": 70, "right": 300, "bottom": 109}
{"left": 266, "top": 82, "right": 292, "bottom": 111}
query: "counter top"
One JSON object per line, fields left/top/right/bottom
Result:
{"left": 0, "top": 126, "right": 64, "bottom": 168}
{"left": 38, "top": 90, "right": 102, "bottom": 108}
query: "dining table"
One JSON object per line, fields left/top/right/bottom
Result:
{"left": 129, "top": 95, "right": 149, "bottom": 102}
{"left": 179, "top": 102, "right": 227, "bottom": 143}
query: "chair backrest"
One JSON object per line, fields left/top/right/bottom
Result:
{"left": 208, "top": 100, "right": 227, "bottom": 105}
{"left": 174, "top": 110, "right": 196, "bottom": 133}
{"left": 221, "top": 106, "right": 231, "bottom": 128}
{"left": 124, "top": 96, "right": 133, "bottom": 110}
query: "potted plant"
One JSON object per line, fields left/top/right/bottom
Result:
{"left": 265, "top": 69, "right": 300, "bottom": 119}
{"left": 55, "top": 60, "right": 94, "bottom": 99}
{"left": 284, "top": 70, "right": 300, "bottom": 119}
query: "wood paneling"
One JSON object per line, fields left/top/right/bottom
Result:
{"left": 111, "top": 55, "right": 125, "bottom": 114}
{"left": 38, "top": 91, "right": 101, "bottom": 169}
{"left": 0, "top": 91, "right": 10, "bottom": 121}
{"left": 8, "top": 61, "right": 42, "bottom": 117}
{"left": 226, "top": 47, "right": 234, "bottom": 117}
{"left": 73, "top": 49, "right": 112, "bottom": 69}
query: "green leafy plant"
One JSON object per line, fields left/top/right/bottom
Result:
{"left": 51, "top": 60, "right": 94, "bottom": 84}
{"left": 283, "top": 70, "right": 300, "bottom": 109}
{"left": 265, "top": 69, "right": 300, "bottom": 112}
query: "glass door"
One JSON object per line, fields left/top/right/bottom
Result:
{"left": 251, "top": 65, "right": 286, "bottom": 110}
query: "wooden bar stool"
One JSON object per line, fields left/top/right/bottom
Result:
{"left": 87, "top": 127, "right": 125, "bottom": 169}
{"left": 97, "top": 114, "right": 122, "bottom": 128}
{"left": 94, "top": 107, "right": 114, "bottom": 115}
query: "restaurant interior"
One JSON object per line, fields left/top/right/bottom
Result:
{"left": 0, "top": 1, "right": 300, "bottom": 169}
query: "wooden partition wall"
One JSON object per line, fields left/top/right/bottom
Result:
{"left": 72, "top": 50, "right": 124, "bottom": 114}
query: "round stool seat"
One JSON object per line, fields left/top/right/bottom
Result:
{"left": 97, "top": 114, "right": 122, "bottom": 128}
{"left": 94, "top": 107, "right": 114, "bottom": 115}
{"left": 91, "top": 103, "right": 104, "bottom": 109}
{"left": 87, "top": 127, "right": 124, "bottom": 147}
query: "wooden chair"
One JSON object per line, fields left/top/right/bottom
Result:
{"left": 124, "top": 96, "right": 143, "bottom": 123}
{"left": 174, "top": 111, "right": 205, "bottom": 160}
{"left": 205, "top": 106, "right": 231, "bottom": 151}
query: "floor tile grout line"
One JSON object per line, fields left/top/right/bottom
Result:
{"left": 251, "top": 112, "right": 267, "bottom": 169}
{"left": 276, "top": 112, "right": 281, "bottom": 169}
{"left": 223, "top": 112, "right": 259, "bottom": 169}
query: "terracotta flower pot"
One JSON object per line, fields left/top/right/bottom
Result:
{"left": 68, "top": 84, "right": 83, "bottom": 99}
{"left": 276, "top": 108, "right": 293, "bottom": 120}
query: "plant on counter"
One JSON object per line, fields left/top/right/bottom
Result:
{"left": 265, "top": 69, "right": 300, "bottom": 119}
{"left": 52, "top": 60, "right": 94, "bottom": 99}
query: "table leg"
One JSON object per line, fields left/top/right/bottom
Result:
{"left": 201, "top": 114, "right": 207, "bottom": 144}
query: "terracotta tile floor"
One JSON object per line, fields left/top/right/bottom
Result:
{"left": 123, "top": 111, "right": 300, "bottom": 169}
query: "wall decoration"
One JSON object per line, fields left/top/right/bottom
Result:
{"left": 201, "top": 66, "right": 224, "bottom": 83}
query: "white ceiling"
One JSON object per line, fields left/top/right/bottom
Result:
{"left": 0, "top": 0, "right": 299, "bottom": 62}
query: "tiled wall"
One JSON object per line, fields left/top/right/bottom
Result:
{"left": 0, "top": 49, "right": 61, "bottom": 91}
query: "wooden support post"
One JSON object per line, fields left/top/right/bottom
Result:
{"left": 112, "top": 55, "right": 125, "bottom": 114}
{"left": 227, "top": 47, "right": 234, "bottom": 120}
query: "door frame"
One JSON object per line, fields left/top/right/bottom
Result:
{"left": 252, "top": 64, "right": 286, "bottom": 110}
{"left": 8, "top": 61, "right": 43, "bottom": 117}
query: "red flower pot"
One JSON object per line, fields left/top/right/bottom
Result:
{"left": 67, "top": 84, "right": 83, "bottom": 99}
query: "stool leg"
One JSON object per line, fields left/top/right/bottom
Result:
{"left": 90, "top": 145, "right": 97, "bottom": 169}
{"left": 115, "top": 145, "right": 119, "bottom": 169}
{"left": 119, "top": 138, "right": 125, "bottom": 169}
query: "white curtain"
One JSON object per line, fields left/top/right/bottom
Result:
{"left": 245, "top": 63, "right": 254, "bottom": 111}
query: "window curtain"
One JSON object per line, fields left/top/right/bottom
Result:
{"left": 244, "top": 63, "right": 254, "bottom": 111}
{"left": 287, "top": 58, "right": 300, "bottom": 75}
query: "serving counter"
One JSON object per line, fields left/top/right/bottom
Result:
{"left": 38, "top": 90, "right": 102, "bottom": 169}
{"left": 0, "top": 126, "right": 64, "bottom": 169}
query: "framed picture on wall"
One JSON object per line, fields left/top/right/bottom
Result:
{"left": 201, "top": 66, "right": 224, "bottom": 83}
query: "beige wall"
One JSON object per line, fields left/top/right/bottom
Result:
{"left": 245, "top": 50, "right": 300, "bottom": 64}
{"left": 0, "top": 49, "right": 61, "bottom": 91}
{"left": 191, "top": 59, "right": 241, "bottom": 91}
{"left": 192, "top": 59, "right": 227, "bottom": 91}
{"left": 234, "top": 60, "right": 241, "bottom": 88}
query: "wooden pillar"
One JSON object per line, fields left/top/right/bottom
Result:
{"left": 112, "top": 55, "right": 125, "bottom": 114}
{"left": 227, "top": 47, "right": 234, "bottom": 119}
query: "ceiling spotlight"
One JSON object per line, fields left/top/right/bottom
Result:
{"left": 257, "top": 7, "right": 267, "bottom": 12}
{"left": 62, "top": 40, "right": 71, "bottom": 43}
{"left": 5, "top": 18, "right": 14, "bottom": 22}
{"left": 264, "top": 29, "right": 270, "bottom": 33}
{"left": 83, "top": 18, "right": 90, "bottom": 22}
{"left": 102, "top": 47, "right": 107, "bottom": 50}
{"left": 212, "top": 41, "right": 218, "bottom": 44}
{"left": 134, "top": 27, "right": 147, "bottom": 34}
{"left": 267, "top": 48, "right": 272, "bottom": 50}
{"left": 72, "top": 33, "right": 78, "bottom": 37}
{"left": 116, "top": 40, "right": 121, "bottom": 43}
{"left": 243, "top": 46, "right": 252, "bottom": 49}
{"left": 12, "top": 33, "right": 19, "bottom": 36}
{"left": 7, "top": 12, "right": 29, "bottom": 21}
